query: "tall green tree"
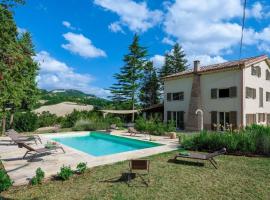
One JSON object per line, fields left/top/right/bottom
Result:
{"left": 0, "top": 4, "right": 39, "bottom": 133}
{"left": 0, "top": 4, "right": 21, "bottom": 133}
{"left": 8, "top": 32, "right": 40, "bottom": 127}
{"left": 159, "top": 43, "right": 188, "bottom": 77}
{"left": 139, "top": 61, "right": 160, "bottom": 108}
{"left": 110, "top": 34, "right": 147, "bottom": 121}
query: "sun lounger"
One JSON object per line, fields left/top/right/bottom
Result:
{"left": 174, "top": 148, "right": 226, "bottom": 169}
{"left": 17, "top": 142, "right": 65, "bottom": 160}
{"left": 128, "top": 127, "right": 139, "bottom": 136}
{"left": 6, "top": 129, "right": 42, "bottom": 145}
{"left": 106, "top": 124, "right": 118, "bottom": 133}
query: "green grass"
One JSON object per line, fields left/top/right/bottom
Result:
{"left": 1, "top": 151, "right": 270, "bottom": 200}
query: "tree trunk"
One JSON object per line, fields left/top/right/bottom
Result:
{"left": 132, "top": 101, "right": 135, "bottom": 122}
{"left": 2, "top": 113, "right": 6, "bottom": 135}
{"left": 10, "top": 112, "right": 14, "bottom": 128}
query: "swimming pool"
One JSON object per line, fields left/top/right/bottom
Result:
{"left": 52, "top": 132, "right": 162, "bottom": 157}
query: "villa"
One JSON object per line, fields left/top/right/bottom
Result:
{"left": 163, "top": 55, "right": 270, "bottom": 131}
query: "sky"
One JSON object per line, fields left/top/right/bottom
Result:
{"left": 13, "top": 0, "right": 270, "bottom": 98}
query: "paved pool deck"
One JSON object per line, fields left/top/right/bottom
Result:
{"left": 0, "top": 130, "right": 179, "bottom": 185}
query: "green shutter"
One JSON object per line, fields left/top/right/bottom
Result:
{"left": 167, "top": 93, "right": 171, "bottom": 101}
{"left": 211, "top": 89, "right": 217, "bottom": 99}
{"left": 229, "top": 87, "right": 237, "bottom": 98}
{"left": 229, "top": 111, "right": 237, "bottom": 130}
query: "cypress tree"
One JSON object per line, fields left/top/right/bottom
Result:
{"left": 139, "top": 61, "right": 159, "bottom": 108}
{"left": 0, "top": 4, "right": 39, "bottom": 132}
{"left": 109, "top": 34, "right": 147, "bottom": 121}
{"left": 159, "top": 43, "right": 188, "bottom": 77}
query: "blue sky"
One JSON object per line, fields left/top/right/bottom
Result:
{"left": 14, "top": 0, "right": 270, "bottom": 98}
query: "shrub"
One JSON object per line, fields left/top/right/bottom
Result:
{"left": 57, "top": 166, "right": 73, "bottom": 180}
{"left": 14, "top": 112, "right": 39, "bottom": 132}
{"left": 38, "top": 111, "right": 59, "bottom": 127}
{"left": 181, "top": 125, "right": 270, "bottom": 156}
{"left": 76, "top": 162, "right": 87, "bottom": 174}
{"left": 30, "top": 168, "right": 45, "bottom": 185}
{"left": 72, "top": 119, "right": 93, "bottom": 131}
{"left": 0, "top": 169, "right": 12, "bottom": 192}
{"left": 135, "top": 117, "right": 176, "bottom": 136}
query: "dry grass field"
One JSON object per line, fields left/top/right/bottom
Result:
{"left": 34, "top": 102, "right": 94, "bottom": 117}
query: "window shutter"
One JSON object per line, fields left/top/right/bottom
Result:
{"left": 180, "top": 92, "right": 184, "bottom": 101}
{"left": 211, "top": 88, "right": 217, "bottom": 99}
{"left": 167, "top": 111, "right": 171, "bottom": 121}
{"left": 253, "top": 88, "right": 256, "bottom": 99}
{"left": 266, "top": 70, "right": 270, "bottom": 80}
{"left": 167, "top": 93, "right": 171, "bottom": 101}
{"left": 229, "top": 87, "right": 237, "bottom": 98}
{"left": 251, "top": 66, "right": 257, "bottom": 75}
{"left": 211, "top": 111, "right": 217, "bottom": 130}
{"left": 257, "top": 66, "right": 261, "bottom": 77}
{"left": 229, "top": 111, "right": 237, "bottom": 130}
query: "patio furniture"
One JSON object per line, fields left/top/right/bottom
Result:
{"left": 110, "top": 124, "right": 117, "bottom": 129}
{"left": 126, "top": 159, "right": 150, "bottom": 186}
{"left": 18, "top": 142, "right": 65, "bottom": 160}
{"left": 6, "top": 129, "right": 42, "bottom": 145}
{"left": 174, "top": 148, "right": 226, "bottom": 169}
{"left": 128, "top": 127, "right": 139, "bottom": 136}
{"left": 106, "top": 124, "right": 118, "bottom": 133}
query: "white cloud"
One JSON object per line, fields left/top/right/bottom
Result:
{"left": 247, "top": 2, "right": 263, "bottom": 19}
{"left": 150, "top": 55, "right": 165, "bottom": 68}
{"left": 254, "top": 26, "right": 270, "bottom": 53}
{"left": 62, "top": 32, "right": 106, "bottom": 58}
{"left": 187, "top": 54, "right": 227, "bottom": 66}
{"left": 256, "top": 26, "right": 270, "bottom": 42}
{"left": 163, "top": 0, "right": 261, "bottom": 56}
{"left": 162, "top": 37, "right": 175, "bottom": 45}
{"left": 62, "top": 21, "right": 76, "bottom": 30}
{"left": 108, "top": 22, "right": 125, "bottom": 33}
{"left": 94, "top": 0, "right": 163, "bottom": 32}
{"left": 34, "top": 51, "right": 110, "bottom": 98}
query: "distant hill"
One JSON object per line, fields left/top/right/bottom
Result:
{"left": 34, "top": 101, "right": 94, "bottom": 116}
{"left": 37, "top": 89, "right": 112, "bottom": 109}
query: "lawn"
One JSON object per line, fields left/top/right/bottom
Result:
{"left": 1, "top": 151, "right": 270, "bottom": 200}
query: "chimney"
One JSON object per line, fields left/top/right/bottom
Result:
{"left": 193, "top": 60, "right": 200, "bottom": 72}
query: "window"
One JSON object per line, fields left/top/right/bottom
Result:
{"left": 267, "top": 114, "right": 270, "bottom": 125}
{"left": 213, "top": 111, "right": 237, "bottom": 131}
{"left": 172, "top": 92, "right": 184, "bottom": 101}
{"left": 259, "top": 88, "right": 263, "bottom": 107}
{"left": 258, "top": 113, "right": 265, "bottom": 123}
{"left": 167, "top": 111, "right": 184, "bottom": 129}
{"left": 266, "top": 92, "right": 270, "bottom": 102}
{"left": 266, "top": 70, "right": 270, "bottom": 80}
{"left": 246, "top": 114, "right": 256, "bottom": 125}
{"left": 167, "top": 93, "right": 172, "bottom": 101}
{"left": 251, "top": 66, "right": 261, "bottom": 77}
{"left": 211, "top": 87, "right": 237, "bottom": 99}
{"left": 211, "top": 111, "right": 217, "bottom": 130}
{"left": 219, "top": 88, "right": 230, "bottom": 98}
{"left": 246, "top": 87, "right": 256, "bottom": 99}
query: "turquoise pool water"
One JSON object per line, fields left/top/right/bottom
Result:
{"left": 52, "top": 132, "right": 162, "bottom": 157}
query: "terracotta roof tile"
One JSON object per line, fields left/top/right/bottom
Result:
{"left": 164, "top": 55, "right": 268, "bottom": 79}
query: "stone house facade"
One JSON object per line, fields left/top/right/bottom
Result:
{"left": 163, "top": 55, "right": 270, "bottom": 131}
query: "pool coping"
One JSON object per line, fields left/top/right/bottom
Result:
{"left": 0, "top": 131, "right": 179, "bottom": 185}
